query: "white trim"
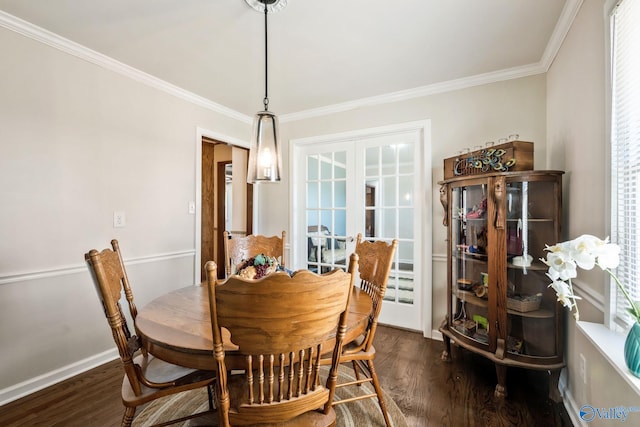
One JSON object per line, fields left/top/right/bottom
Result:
{"left": 540, "top": 0, "right": 584, "bottom": 71}
{"left": 280, "top": 65, "right": 546, "bottom": 123}
{"left": 559, "top": 372, "right": 588, "bottom": 427}
{"left": 0, "top": 250, "right": 195, "bottom": 286}
{"left": 291, "top": 120, "right": 432, "bottom": 146}
{"left": 0, "top": 10, "right": 252, "bottom": 125}
{"left": 603, "top": 0, "right": 617, "bottom": 330}
{"left": 282, "top": 0, "right": 584, "bottom": 124}
{"left": 194, "top": 127, "right": 251, "bottom": 284}
{"left": 0, "top": 348, "right": 119, "bottom": 406}
{"left": 0, "top": 2, "right": 584, "bottom": 125}
{"left": 432, "top": 253, "right": 447, "bottom": 264}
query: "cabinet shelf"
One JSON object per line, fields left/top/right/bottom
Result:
{"left": 506, "top": 307, "right": 554, "bottom": 318}
{"left": 506, "top": 260, "right": 547, "bottom": 271}
{"left": 453, "top": 255, "right": 548, "bottom": 271}
{"left": 453, "top": 289, "right": 553, "bottom": 318}
{"left": 454, "top": 289, "right": 487, "bottom": 307}
{"left": 454, "top": 251, "right": 487, "bottom": 262}
{"left": 457, "top": 217, "right": 554, "bottom": 223}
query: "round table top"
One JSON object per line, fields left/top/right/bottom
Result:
{"left": 135, "top": 284, "right": 373, "bottom": 370}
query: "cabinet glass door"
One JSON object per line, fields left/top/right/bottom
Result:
{"left": 504, "top": 178, "right": 560, "bottom": 360}
{"left": 450, "top": 183, "right": 490, "bottom": 348}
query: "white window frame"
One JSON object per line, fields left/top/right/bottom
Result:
{"left": 607, "top": 0, "right": 640, "bottom": 330}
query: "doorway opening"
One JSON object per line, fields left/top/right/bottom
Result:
{"left": 201, "top": 137, "right": 252, "bottom": 279}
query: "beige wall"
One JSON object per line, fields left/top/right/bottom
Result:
{"left": 547, "top": 0, "right": 639, "bottom": 425}
{"left": 0, "top": 26, "right": 249, "bottom": 397}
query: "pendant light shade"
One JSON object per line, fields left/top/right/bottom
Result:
{"left": 247, "top": 0, "right": 282, "bottom": 184}
{"left": 247, "top": 110, "right": 281, "bottom": 182}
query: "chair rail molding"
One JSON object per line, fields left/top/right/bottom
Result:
{"left": 0, "top": 249, "right": 195, "bottom": 286}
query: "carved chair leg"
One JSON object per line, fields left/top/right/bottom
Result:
{"left": 351, "top": 360, "right": 362, "bottom": 384}
{"left": 368, "top": 361, "right": 391, "bottom": 427}
{"left": 122, "top": 407, "right": 136, "bottom": 427}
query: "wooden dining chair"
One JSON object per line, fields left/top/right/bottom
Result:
{"left": 223, "top": 230, "right": 286, "bottom": 277}
{"left": 322, "top": 233, "right": 398, "bottom": 427}
{"left": 204, "top": 254, "right": 358, "bottom": 427}
{"left": 85, "top": 240, "right": 216, "bottom": 427}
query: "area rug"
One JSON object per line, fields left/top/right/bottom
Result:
{"left": 133, "top": 364, "right": 408, "bottom": 427}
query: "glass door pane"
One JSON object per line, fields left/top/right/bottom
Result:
{"left": 505, "top": 178, "right": 559, "bottom": 359}
{"left": 365, "top": 143, "right": 415, "bottom": 304}
{"left": 450, "top": 183, "right": 490, "bottom": 349}
{"left": 306, "top": 151, "right": 348, "bottom": 274}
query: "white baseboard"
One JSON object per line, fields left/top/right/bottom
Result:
{"left": 0, "top": 348, "right": 119, "bottom": 406}
{"left": 558, "top": 368, "right": 586, "bottom": 427}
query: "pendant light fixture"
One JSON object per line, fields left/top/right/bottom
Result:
{"left": 246, "top": 0, "right": 283, "bottom": 183}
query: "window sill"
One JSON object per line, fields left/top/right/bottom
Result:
{"left": 577, "top": 321, "right": 640, "bottom": 395}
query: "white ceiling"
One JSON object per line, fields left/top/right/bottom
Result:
{"left": 0, "top": 0, "right": 576, "bottom": 120}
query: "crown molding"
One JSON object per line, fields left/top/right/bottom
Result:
{"left": 280, "top": 62, "right": 547, "bottom": 123}
{"left": 0, "top": 10, "right": 252, "bottom": 124}
{"left": 280, "top": 0, "right": 583, "bottom": 123}
{"left": 540, "top": 0, "right": 584, "bottom": 71}
{"left": 1, "top": 0, "right": 583, "bottom": 125}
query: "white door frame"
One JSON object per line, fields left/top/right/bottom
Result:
{"left": 194, "top": 127, "right": 250, "bottom": 285}
{"left": 289, "top": 120, "right": 432, "bottom": 336}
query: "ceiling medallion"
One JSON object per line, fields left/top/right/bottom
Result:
{"left": 244, "top": 0, "right": 288, "bottom": 13}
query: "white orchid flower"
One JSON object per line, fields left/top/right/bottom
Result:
{"left": 543, "top": 250, "right": 577, "bottom": 281}
{"left": 548, "top": 280, "right": 580, "bottom": 309}
{"left": 544, "top": 235, "right": 638, "bottom": 323}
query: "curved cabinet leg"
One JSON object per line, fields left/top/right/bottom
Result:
{"left": 440, "top": 318, "right": 452, "bottom": 361}
{"left": 441, "top": 335, "right": 452, "bottom": 361}
{"left": 494, "top": 364, "right": 508, "bottom": 399}
{"left": 549, "top": 369, "right": 562, "bottom": 402}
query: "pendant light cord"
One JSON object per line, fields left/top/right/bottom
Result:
{"left": 263, "top": 2, "right": 269, "bottom": 111}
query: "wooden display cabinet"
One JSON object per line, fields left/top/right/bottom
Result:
{"left": 438, "top": 170, "right": 565, "bottom": 400}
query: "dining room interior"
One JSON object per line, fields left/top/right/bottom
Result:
{"left": 1, "top": 1, "right": 639, "bottom": 426}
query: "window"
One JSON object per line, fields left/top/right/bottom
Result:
{"left": 610, "top": 0, "right": 640, "bottom": 327}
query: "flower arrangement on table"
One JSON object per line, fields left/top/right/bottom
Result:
{"left": 236, "top": 254, "right": 279, "bottom": 279}
{"left": 541, "top": 234, "right": 640, "bottom": 323}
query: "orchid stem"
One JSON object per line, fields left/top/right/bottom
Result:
{"left": 568, "top": 279, "right": 580, "bottom": 320}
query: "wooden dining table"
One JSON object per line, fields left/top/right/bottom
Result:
{"left": 135, "top": 284, "right": 373, "bottom": 371}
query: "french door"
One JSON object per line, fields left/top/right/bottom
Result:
{"left": 291, "top": 122, "right": 430, "bottom": 332}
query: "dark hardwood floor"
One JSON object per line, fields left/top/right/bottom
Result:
{"left": 0, "top": 325, "right": 572, "bottom": 426}
{"left": 374, "top": 326, "right": 572, "bottom": 427}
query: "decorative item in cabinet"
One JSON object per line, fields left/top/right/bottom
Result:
{"left": 443, "top": 140, "right": 533, "bottom": 180}
{"left": 438, "top": 170, "right": 565, "bottom": 402}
